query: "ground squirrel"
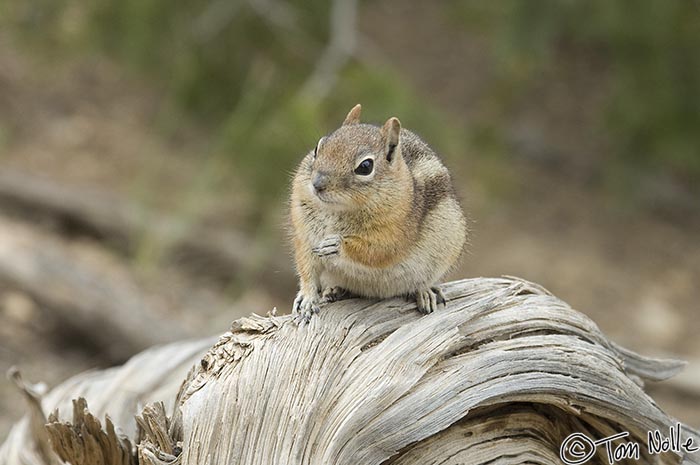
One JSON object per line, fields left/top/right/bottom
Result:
{"left": 290, "top": 104, "right": 467, "bottom": 323}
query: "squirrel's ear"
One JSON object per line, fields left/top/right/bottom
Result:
{"left": 381, "top": 117, "right": 401, "bottom": 162}
{"left": 342, "top": 104, "right": 362, "bottom": 126}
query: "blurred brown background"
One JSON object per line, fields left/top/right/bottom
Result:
{"left": 1, "top": 0, "right": 699, "bottom": 437}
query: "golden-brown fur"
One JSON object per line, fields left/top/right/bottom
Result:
{"left": 290, "top": 104, "right": 467, "bottom": 322}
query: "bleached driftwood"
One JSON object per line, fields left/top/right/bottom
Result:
{"left": 1, "top": 338, "right": 216, "bottom": 465}
{"left": 2, "top": 277, "right": 699, "bottom": 465}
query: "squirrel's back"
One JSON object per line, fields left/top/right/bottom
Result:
{"left": 398, "top": 129, "right": 460, "bottom": 229}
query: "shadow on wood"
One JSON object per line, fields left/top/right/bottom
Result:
{"left": 2, "top": 277, "right": 699, "bottom": 464}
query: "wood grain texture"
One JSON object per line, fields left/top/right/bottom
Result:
{"left": 2, "top": 277, "right": 698, "bottom": 465}
{"left": 1, "top": 338, "right": 215, "bottom": 465}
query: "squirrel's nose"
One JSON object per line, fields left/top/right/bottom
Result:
{"left": 312, "top": 173, "right": 329, "bottom": 193}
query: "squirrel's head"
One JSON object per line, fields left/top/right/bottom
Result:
{"left": 307, "top": 104, "right": 408, "bottom": 210}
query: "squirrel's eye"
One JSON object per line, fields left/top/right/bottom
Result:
{"left": 354, "top": 158, "right": 374, "bottom": 176}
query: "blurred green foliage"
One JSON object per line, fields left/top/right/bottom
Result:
{"left": 2, "top": 0, "right": 698, "bottom": 217}
{"left": 1, "top": 0, "right": 461, "bottom": 224}
{"left": 452, "top": 0, "right": 700, "bottom": 196}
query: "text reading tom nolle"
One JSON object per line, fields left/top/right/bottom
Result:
{"left": 560, "top": 423, "right": 698, "bottom": 464}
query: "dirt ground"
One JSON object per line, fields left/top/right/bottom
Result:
{"left": 1, "top": 9, "right": 699, "bottom": 443}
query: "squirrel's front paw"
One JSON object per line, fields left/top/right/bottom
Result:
{"left": 293, "top": 291, "right": 321, "bottom": 324}
{"left": 321, "top": 286, "right": 352, "bottom": 303}
{"left": 312, "top": 235, "right": 342, "bottom": 259}
{"left": 414, "top": 286, "right": 447, "bottom": 315}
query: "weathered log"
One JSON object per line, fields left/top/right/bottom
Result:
{"left": 1, "top": 337, "right": 215, "bottom": 465}
{"left": 2, "top": 277, "right": 699, "bottom": 464}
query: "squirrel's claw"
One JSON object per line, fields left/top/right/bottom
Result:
{"left": 415, "top": 286, "right": 447, "bottom": 314}
{"left": 431, "top": 286, "right": 447, "bottom": 306}
{"left": 312, "top": 235, "right": 342, "bottom": 258}
{"left": 293, "top": 291, "right": 321, "bottom": 324}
